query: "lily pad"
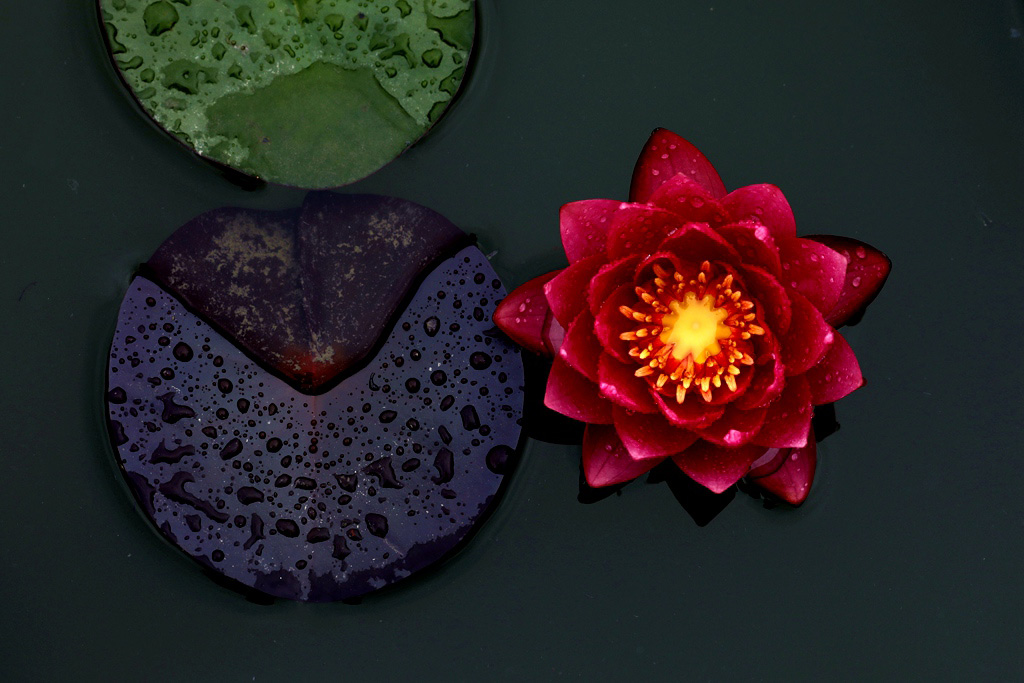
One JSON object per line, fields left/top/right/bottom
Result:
{"left": 98, "top": 0, "right": 476, "bottom": 188}
{"left": 105, "top": 193, "right": 523, "bottom": 601}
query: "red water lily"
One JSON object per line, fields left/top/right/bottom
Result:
{"left": 494, "top": 129, "right": 889, "bottom": 504}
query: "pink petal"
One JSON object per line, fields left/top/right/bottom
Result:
{"left": 582, "top": 424, "right": 662, "bottom": 487}
{"left": 612, "top": 406, "right": 699, "bottom": 460}
{"left": 493, "top": 271, "right": 565, "bottom": 356}
{"left": 559, "top": 310, "right": 602, "bottom": 382}
{"left": 593, "top": 283, "right": 640, "bottom": 364}
{"left": 776, "top": 237, "right": 848, "bottom": 315}
{"left": 748, "top": 447, "right": 786, "bottom": 477}
{"left": 734, "top": 352, "right": 786, "bottom": 410}
{"left": 652, "top": 391, "right": 724, "bottom": 430}
{"left": 672, "top": 440, "right": 766, "bottom": 494}
{"left": 629, "top": 128, "right": 727, "bottom": 203}
{"left": 597, "top": 354, "right": 659, "bottom": 413}
{"left": 780, "top": 290, "right": 834, "bottom": 376}
{"left": 804, "top": 235, "right": 891, "bottom": 327}
{"left": 747, "top": 441, "right": 817, "bottom": 505}
{"left": 544, "top": 254, "right": 606, "bottom": 327}
{"left": 752, "top": 374, "right": 812, "bottom": 448}
{"left": 739, "top": 265, "right": 792, "bottom": 336}
{"left": 560, "top": 200, "right": 622, "bottom": 264}
{"left": 647, "top": 174, "right": 726, "bottom": 224}
{"left": 696, "top": 403, "right": 767, "bottom": 447}
{"left": 805, "top": 331, "right": 863, "bottom": 405}
{"left": 544, "top": 356, "right": 613, "bottom": 424}
{"left": 717, "top": 221, "right": 782, "bottom": 276}
{"left": 606, "top": 204, "right": 684, "bottom": 260}
{"left": 588, "top": 255, "right": 641, "bottom": 316}
{"left": 654, "top": 223, "right": 741, "bottom": 268}
{"left": 720, "top": 184, "right": 796, "bottom": 240}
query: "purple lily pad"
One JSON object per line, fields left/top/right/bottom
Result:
{"left": 105, "top": 193, "right": 524, "bottom": 602}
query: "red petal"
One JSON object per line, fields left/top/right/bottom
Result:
{"left": 780, "top": 291, "right": 834, "bottom": 376}
{"left": 544, "top": 356, "right": 613, "bottom": 424}
{"left": 734, "top": 352, "right": 785, "bottom": 410}
{"left": 804, "top": 235, "right": 891, "bottom": 327}
{"left": 720, "top": 184, "right": 796, "bottom": 240}
{"left": 747, "top": 441, "right": 817, "bottom": 505}
{"left": 588, "top": 255, "right": 641, "bottom": 316}
{"left": 672, "top": 440, "right": 765, "bottom": 494}
{"left": 805, "top": 331, "right": 863, "bottom": 405}
{"left": 739, "top": 265, "right": 792, "bottom": 336}
{"left": 654, "top": 223, "right": 741, "bottom": 268}
{"left": 544, "top": 254, "right": 605, "bottom": 327}
{"left": 629, "top": 128, "right": 727, "bottom": 203}
{"left": 776, "top": 237, "right": 848, "bottom": 315}
{"left": 647, "top": 174, "right": 725, "bottom": 224}
{"left": 718, "top": 221, "right": 782, "bottom": 276}
{"left": 559, "top": 310, "right": 602, "bottom": 382}
{"left": 752, "top": 375, "right": 812, "bottom": 448}
{"left": 695, "top": 403, "right": 767, "bottom": 447}
{"left": 613, "top": 406, "right": 699, "bottom": 460}
{"left": 606, "top": 204, "right": 684, "bottom": 260}
{"left": 598, "top": 354, "right": 659, "bottom": 413}
{"left": 593, "top": 283, "right": 639, "bottom": 364}
{"left": 582, "top": 424, "right": 662, "bottom": 487}
{"left": 652, "top": 391, "right": 724, "bottom": 429}
{"left": 560, "top": 200, "right": 622, "bottom": 264}
{"left": 493, "top": 271, "right": 565, "bottom": 356}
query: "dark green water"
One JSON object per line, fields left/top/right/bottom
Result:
{"left": 2, "top": 0, "right": 1022, "bottom": 679}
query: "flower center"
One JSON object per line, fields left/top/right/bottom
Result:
{"left": 659, "top": 293, "right": 730, "bottom": 363}
{"left": 618, "top": 260, "right": 764, "bottom": 403}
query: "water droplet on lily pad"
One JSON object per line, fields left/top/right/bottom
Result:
{"left": 104, "top": 193, "right": 523, "bottom": 601}
{"left": 99, "top": 0, "right": 477, "bottom": 188}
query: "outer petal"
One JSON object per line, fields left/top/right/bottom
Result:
{"left": 588, "top": 255, "right": 641, "bottom": 316}
{"left": 544, "top": 254, "right": 606, "bottom": 327}
{"left": 672, "top": 440, "right": 766, "bottom": 494}
{"left": 598, "top": 354, "right": 660, "bottom": 413}
{"left": 559, "top": 310, "right": 602, "bottom": 382}
{"left": 629, "top": 128, "right": 727, "bottom": 203}
{"left": 747, "top": 441, "right": 817, "bottom": 505}
{"left": 720, "top": 184, "right": 796, "bottom": 240}
{"left": 606, "top": 204, "right": 684, "bottom": 260}
{"left": 647, "top": 174, "right": 725, "bottom": 224}
{"left": 781, "top": 290, "right": 834, "bottom": 376}
{"left": 612, "top": 406, "right": 699, "bottom": 460}
{"left": 776, "top": 237, "right": 848, "bottom": 315}
{"left": 560, "top": 200, "right": 623, "bottom": 263}
{"left": 695, "top": 403, "right": 768, "bottom": 447}
{"left": 805, "top": 331, "right": 863, "bottom": 405}
{"left": 717, "top": 221, "right": 782, "bottom": 276}
{"left": 544, "top": 356, "right": 613, "bottom": 424}
{"left": 804, "top": 235, "right": 891, "bottom": 327}
{"left": 652, "top": 391, "right": 724, "bottom": 430}
{"left": 752, "top": 374, "right": 813, "bottom": 448}
{"left": 582, "top": 424, "right": 662, "bottom": 487}
{"left": 493, "top": 271, "right": 565, "bottom": 356}
{"left": 593, "top": 283, "right": 640, "bottom": 364}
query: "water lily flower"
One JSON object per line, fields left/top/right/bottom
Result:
{"left": 494, "top": 129, "right": 889, "bottom": 504}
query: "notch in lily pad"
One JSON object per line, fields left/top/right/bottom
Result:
{"left": 98, "top": 0, "right": 476, "bottom": 188}
{"left": 105, "top": 192, "right": 524, "bottom": 601}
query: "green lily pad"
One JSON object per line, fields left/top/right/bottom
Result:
{"left": 99, "top": 0, "right": 475, "bottom": 188}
